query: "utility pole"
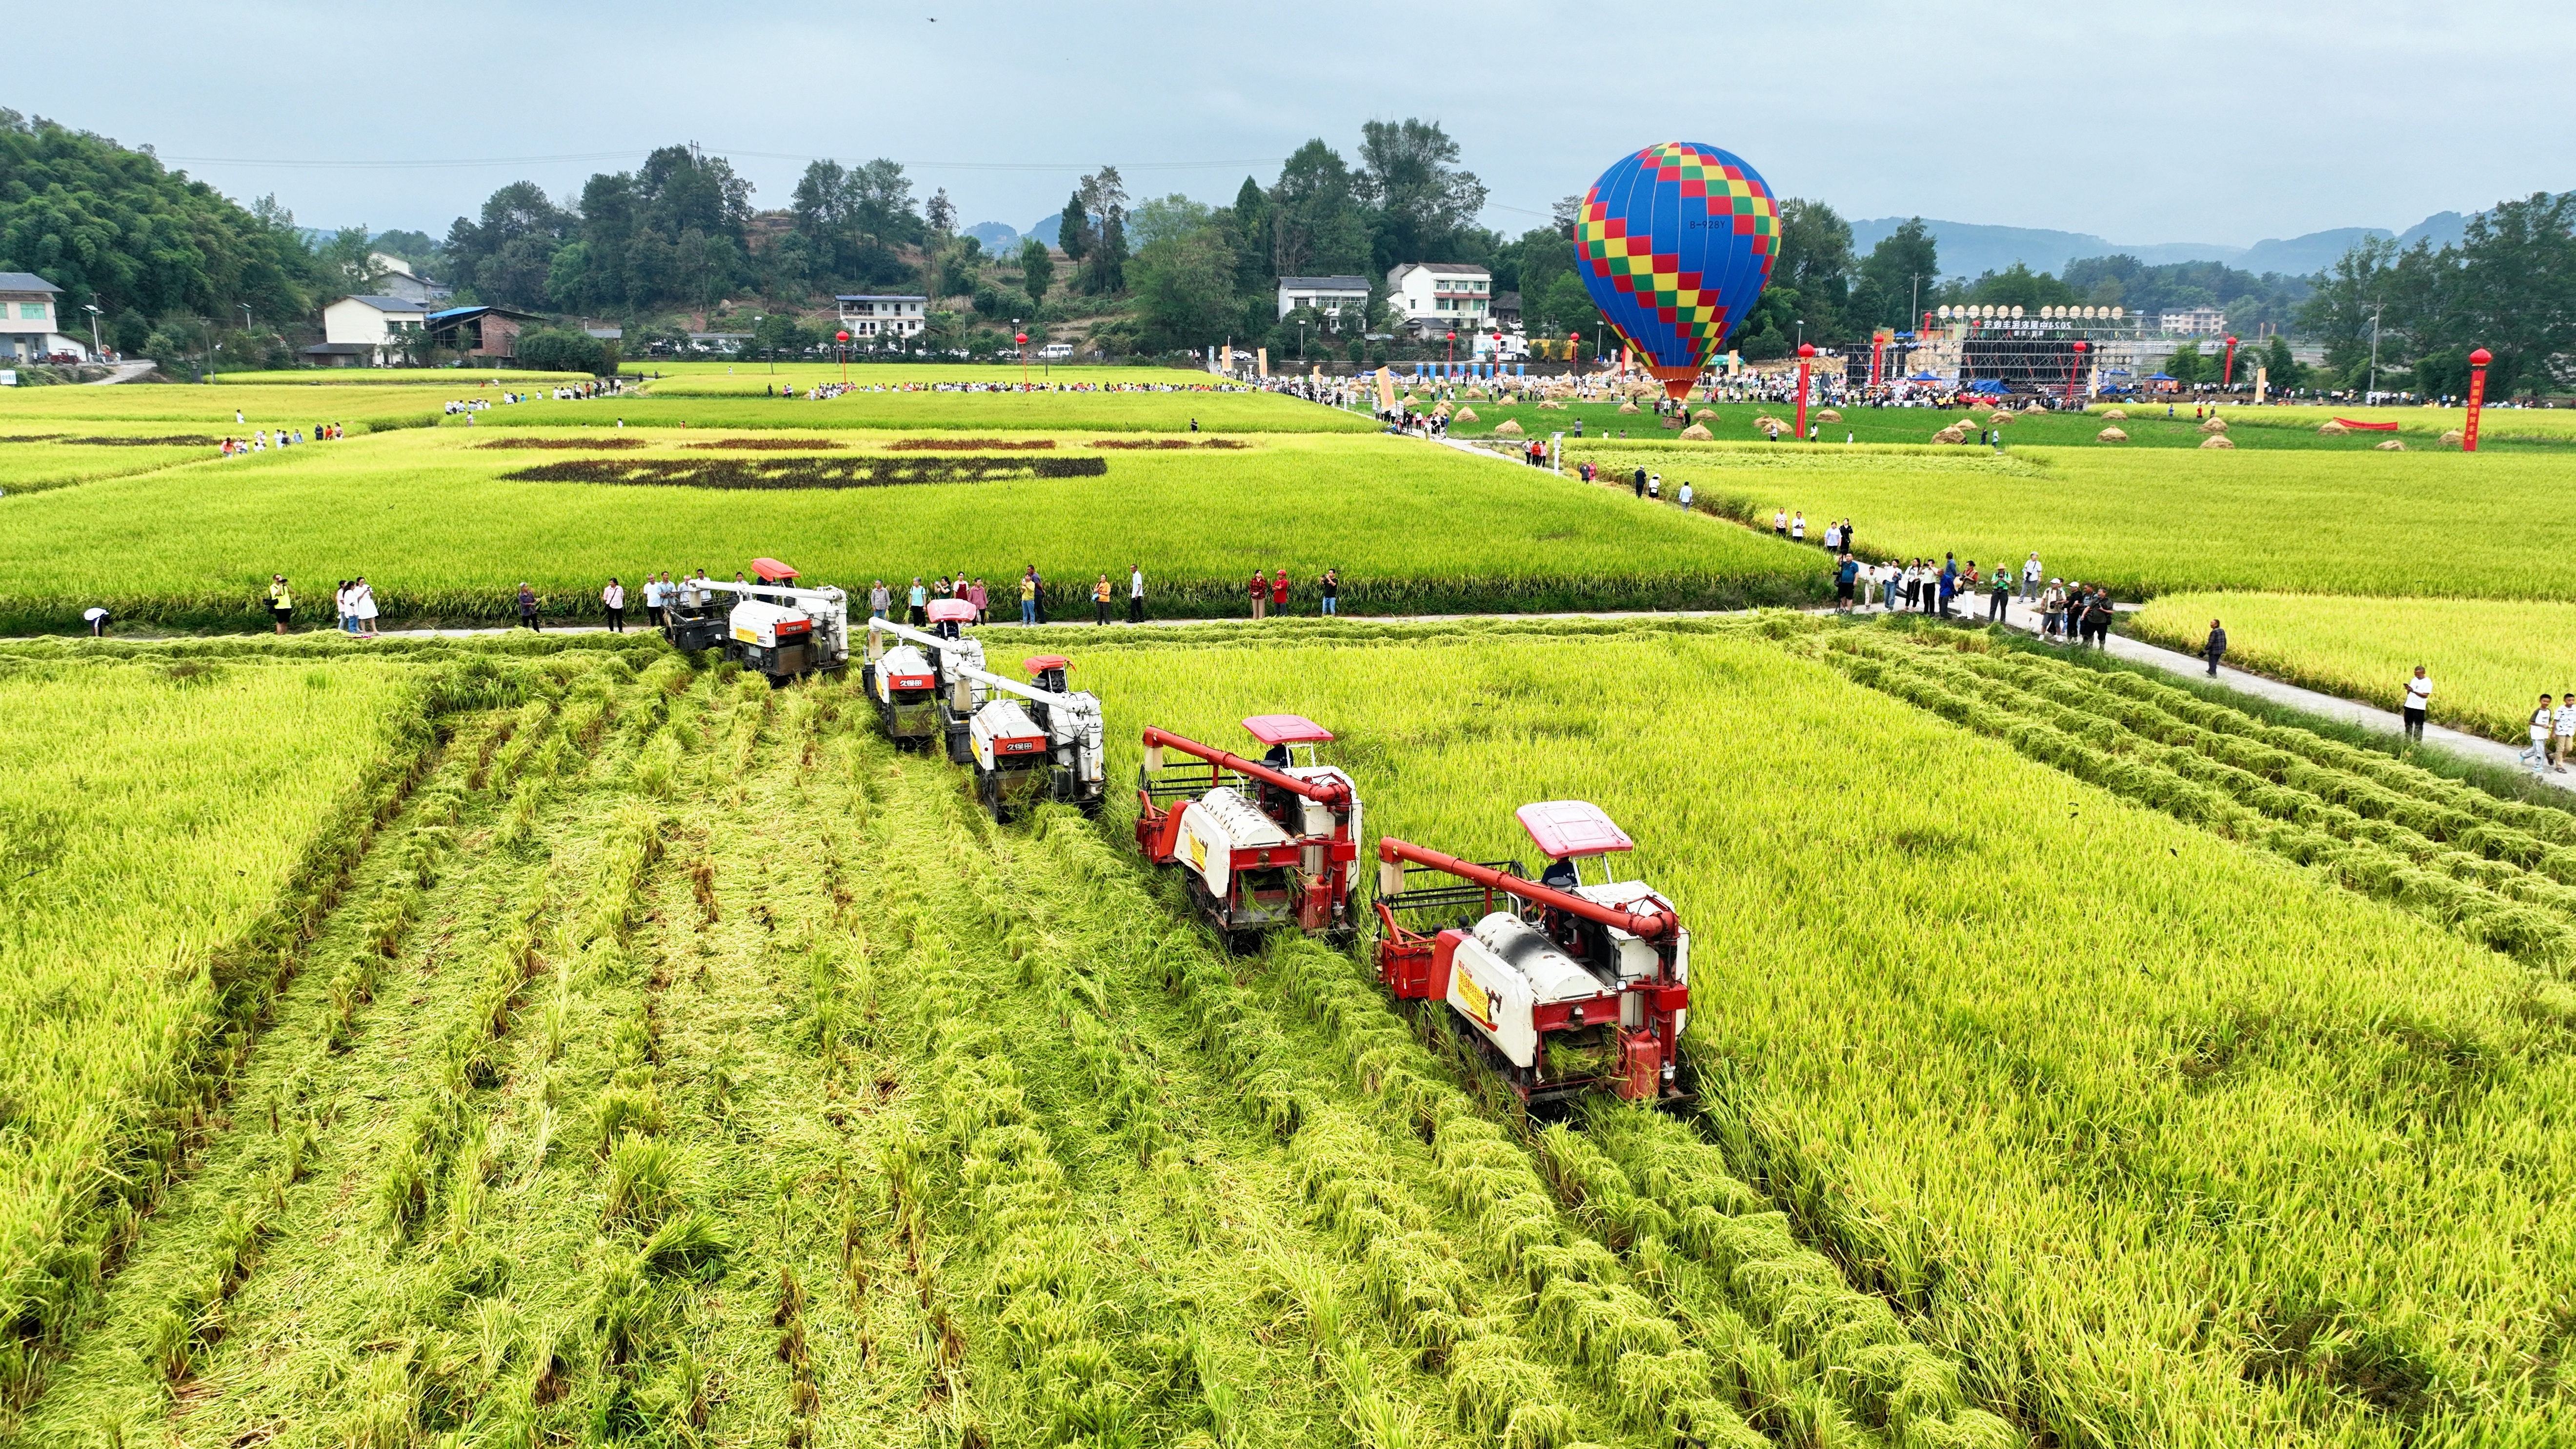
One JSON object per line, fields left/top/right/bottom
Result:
{"left": 2366, "top": 300, "right": 2385, "bottom": 399}
{"left": 1910, "top": 274, "right": 1920, "bottom": 333}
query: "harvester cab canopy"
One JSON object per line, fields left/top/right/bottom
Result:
{"left": 926, "top": 598, "right": 977, "bottom": 639}
{"left": 1244, "top": 713, "right": 1333, "bottom": 769}
{"left": 751, "top": 557, "right": 800, "bottom": 583}
{"left": 1024, "top": 655, "right": 1071, "bottom": 693}
{"left": 1518, "top": 801, "right": 1634, "bottom": 889}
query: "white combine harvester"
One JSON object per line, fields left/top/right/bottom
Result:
{"left": 1132, "top": 715, "right": 1363, "bottom": 946}
{"left": 863, "top": 606, "right": 1105, "bottom": 820}
{"left": 1375, "top": 801, "right": 1691, "bottom": 1106}
{"left": 659, "top": 557, "right": 849, "bottom": 686}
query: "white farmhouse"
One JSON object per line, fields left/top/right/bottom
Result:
{"left": 0, "top": 273, "right": 86, "bottom": 362}
{"left": 1384, "top": 263, "right": 1491, "bottom": 336}
{"left": 836, "top": 294, "right": 926, "bottom": 340}
{"left": 1275, "top": 275, "right": 1371, "bottom": 321}
{"left": 368, "top": 252, "right": 453, "bottom": 305}
{"left": 306, "top": 295, "right": 430, "bottom": 367}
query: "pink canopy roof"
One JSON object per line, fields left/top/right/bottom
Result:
{"left": 1242, "top": 714, "right": 1334, "bottom": 745}
{"left": 1515, "top": 800, "right": 1633, "bottom": 859}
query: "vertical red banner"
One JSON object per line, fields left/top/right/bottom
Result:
{"left": 2464, "top": 347, "right": 2490, "bottom": 452}
{"left": 1793, "top": 342, "right": 1814, "bottom": 440}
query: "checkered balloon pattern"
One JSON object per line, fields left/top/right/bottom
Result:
{"left": 1575, "top": 142, "right": 1778, "bottom": 371}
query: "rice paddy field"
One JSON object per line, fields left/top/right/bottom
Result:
{"left": 0, "top": 427, "right": 1822, "bottom": 633}
{"left": 7, "top": 615, "right": 2575, "bottom": 1449}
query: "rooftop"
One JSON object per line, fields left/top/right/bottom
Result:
{"left": 836, "top": 294, "right": 927, "bottom": 302}
{"left": 1395, "top": 262, "right": 1489, "bottom": 276}
{"left": 0, "top": 272, "right": 61, "bottom": 294}
{"left": 1279, "top": 276, "right": 1371, "bottom": 291}
{"left": 340, "top": 295, "right": 427, "bottom": 313}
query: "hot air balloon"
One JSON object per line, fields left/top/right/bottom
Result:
{"left": 1575, "top": 142, "right": 1779, "bottom": 398}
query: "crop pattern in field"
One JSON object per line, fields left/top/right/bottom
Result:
{"left": 500, "top": 454, "right": 1111, "bottom": 489}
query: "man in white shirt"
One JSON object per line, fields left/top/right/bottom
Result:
{"left": 1790, "top": 512, "right": 1806, "bottom": 543}
{"left": 2528, "top": 695, "right": 2555, "bottom": 774}
{"left": 2556, "top": 691, "right": 2575, "bottom": 772}
{"left": 2400, "top": 666, "right": 2431, "bottom": 744}
{"left": 2022, "top": 553, "right": 2043, "bottom": 602}
{"left": 1128, "top": 564, "right": 1146, "bottom": 624}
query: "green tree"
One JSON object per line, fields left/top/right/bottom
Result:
{"left": 1851, "top": 217, "right": 1938, "bottom": 332}
{"left": 2298, "top": 234, "right": 2400, "bottom": 388}
{"left": 2161, "top": 340, "right": 2205, "bottom": 384}
{"left": 1057, "top": 188, "right": 1090, "bottom": 263}
{"left": 1266, "top": 141, "right": 1373, "bottom": 280}
{"left": 1962, "top": 262, "right": 2079, "bottom": 313}
{"left": 2260, "top": 333, "right": 2305, "bottom": 391}
{"left": 1072, "top": 167, "right": 1127, "bottom": 295}
{"left": 514, "top": 328, "right": 608, "bottom": 374}
{"left": 1354, "top": 119, "right": 1486, "bottom": 273}
{"left": 1227, "top": 175, "right": 1271, "bottom": 296}
{"left": 1130, "top": 226, "right": 1237, "bottom": 352}
{"left": 1019, "top": 239, "right": 1054, "bottom": 307}
{"left": 1772, "top": 200, "right": 1854, "bottom": 340}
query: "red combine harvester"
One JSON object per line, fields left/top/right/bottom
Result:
{"left": 1376, "top": 801, "right": 1690, "bottom": 1105}
{"left": 1134, "top": 715, "right": 1363, "bottom": 945}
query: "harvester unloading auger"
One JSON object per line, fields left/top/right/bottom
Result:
{"left": 1134, "top": 715, "right": 1362, "bottom": 947}
{"left": 863, "top": 603, "right": 1105, "bottom": 821}
{"left": 1375, "top": 801, "right": 1690, "bottom": 1106}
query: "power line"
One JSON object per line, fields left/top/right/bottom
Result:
{"left": 157, "top": 147, "right": 1285, "bottom": 173}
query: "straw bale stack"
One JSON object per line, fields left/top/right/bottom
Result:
{"left": 2376, "top": 439, "right": 2406, "bottom": 451}
{"left": 2318, "top": 420, "right": 2348, "bottom": 435}
{"left": 1933, "top": 426, "right": 1968, "bottom": 444}
{"left": 2199, "top": 435, "right": 2235, "bottom": 449}
{"left": 1493, "top": 419, "right": 1523, "bottom": 436}
{"left": 2097, "top": 427, "right": 2129, "bottom": 443}
{"left": 2438, "top": 428, "right": 2463, "bottom": 446}
{"left": 1817, "top": 408, "right": 1842, "bottom": 423}
{"left": 1678, "top": 423, "right": 1714, "bottom": 441}
{"left": 1617, "top": 401, "right": 1640, "bottom": 414}
{"left": 1454, "top": 407, "right": 1477, "bottom": 423}
{"left": 1989, "top": 411, "right": 2014, "bottom": 425}
{"left": 2102, "top": 408, "right": 2128, "bottom": 420}
{"left": 2199, "top": 416, "right": 2228, "bottom": 433}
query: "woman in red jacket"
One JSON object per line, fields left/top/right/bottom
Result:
{"left": 1270, "top": 568, "right": 1290, "bottom": 616}
{"left": 1248, "top": 569, "right": 1268, "bottom": 620}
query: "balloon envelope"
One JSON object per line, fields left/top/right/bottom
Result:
{"left": 1576, "top": 143, "right": 1778, "bottom": 397}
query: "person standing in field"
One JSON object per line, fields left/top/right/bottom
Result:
{"left": 1834, "top": 553, "right": 1858, "bottom": 612}
{"left": 267, "top": 575, "right": 294, "bottom": 634}
{"left": 1128, "top": 564, "right": 1146, "bottom": 624}
{"left": 2086, "top": 590, "right": 2115, "bottom": 648}
{"left": 1091, "top": 573, "right": 1113, "bottom": 625}
{"left": 866, "top": 579, "right": 890, "bottom": 623}
{"left": 2530, "top": 696, "right": 2557, "bottom": 774}
{"left": 2040, "top": 580, "right": 2065, "bottom": 641}
{"left": 1648, "top": 473, "right": 1661, "bottom": 501}
{"left": 2401, "top": 665, "right": 2432, "bottom": 742}
{"left": 1791, "top": 512, "right": 1807, "bottom": 543}
{"left": 907, "top": 577, "right": 928, "bottom": 628}
{"left": 2022, "top": 552, "right": 2043, "bottom": 601}
{"left": 1988, "top": 567, "right": 2011, "bottom": 622}
{"left": 83, "top": 605, "right": 110, "bottom": 637}
{"left": 968, "top": 577, "right": 988, "bottom": 624}
{"left": 1248, "top": 569, "right": 1267, "bottom": 621}
{"left": 1678, "top": 480, "right": 1694, "bottom": 511}
{"left": 1632, "top": 466, "right": 1646, "bottom": 499}
{"left": 1018, "top": 570, "right": 1038, "bottom": 626}
{"left": 1773, "top": 508, "right": 1787, "bottom": 537}
{"left": 2201, "top": 618, "right": 2227, "bottom": 676}
{"left": 516, "top": 583, "right": 541, "bottom": 631}
{"left": 602, "top": 578, "right": 626, "bottom": 633}
{"left": 1320, "top": 567, "right": 1340, "bottom": 616}
{"left": 1271, "top": 568, "right": 1290, "bottom": 618}
{"left": 1823, "top": 520, "right": 1842, "bottom": 551}
{"left": 353, "top": 577, "right": 379, "bottom": 637}
{"left": 2556, "top": 691, "right": 2576, "bottom": 772}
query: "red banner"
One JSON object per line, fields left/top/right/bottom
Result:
{"left": 2332, "top": 417, "right": 2401, "bottom": 431}
{"left": 2464, "top": 368, "right": 2487, "bottom": 453}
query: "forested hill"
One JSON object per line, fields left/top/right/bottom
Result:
{"left": 0, "top": 110, "right": 329, "bottom": 326}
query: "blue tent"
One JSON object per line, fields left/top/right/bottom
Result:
{"left": 1966, "top": 379, "right": 2009, "bottom": 393}
{"left": 1908, "top": 370, "right": 1942, "bottom": 382}
{"left": 2147, "top": 372, "right": 2176, "bottom": 381}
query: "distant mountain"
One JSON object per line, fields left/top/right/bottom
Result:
{"left": 1026, "top": 212, "right": 1062, "bottom": 248}
{"left": 965, "top": 221, "right": 1019, "bottom": 254}
{"left": 1851, "top": 206, "right": 2513, "bottom": 282}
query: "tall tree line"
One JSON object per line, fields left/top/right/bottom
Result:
{"left": 2300, "top": 193, "right": 2576, "bottom": 396}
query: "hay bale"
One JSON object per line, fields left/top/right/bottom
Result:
{"left": 1692, "top": 407, "right": 1717, "bottom": 422}
{"left": 1492, "top": 419, "right": 1524, "bottom": 436}
{"left": 1932, "top": 427, "right": 1967, "bottom": 445}
{"left": 1817, "top": 408, "right": 1842, "bottom": 423}
{"left": 2199, "top": 416, "right": 2228, "bottom": 432}
{"left": 1678, "top": 423, "right": 1714, "bottom": 441}
{"left": 1536, "top": 399, "right": 1564, "bottom": 409}
{"left": 1617, "top": 401, "right": 1640, "bottom": 414}
{"left": 1989, "top": 411, "right": 2014, "bottom": 425}
{"left": 2438, "top": 428, "right": 2463, "bottom": 445}
{"left": 2376, "top": 439, "right": 2406, "bottom": 451}
{"left": 2096, "top": 427, "right": 2128, "bottom": 443}
{"left": 2102, "top": 408, "right": 2128, "bottom": 420}
{"left": 2199, "top": 434, "right": 2235, "bottom": 450}
{"left": 2318, "top": 420, "right": 2348, "bottom": 435}
{"left": 1454, "top": 407, "right": 1477, "bottom": 423}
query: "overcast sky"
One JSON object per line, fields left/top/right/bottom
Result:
{"left": 13, "top": 0, "right": 2568, "bottom": 250}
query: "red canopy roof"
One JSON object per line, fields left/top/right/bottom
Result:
{"left": 751, "top": 557, "right": 799, "bottom": 582}
{"left": 1516, "top": 801, "right": 1633, "bottom": 859}
{"left": 925, "top": 599, "right": 978, "bottom": 623}
{"left": 1024, "top": 655, "right": 1070, "bottom": 673}
{"left": 1241, "top": 713, "right": 1334, "bottom": 745}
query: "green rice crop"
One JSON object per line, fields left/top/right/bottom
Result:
{"left": 1069, "top": 621, "right": 2576, "bottom": 1447}
{"left": 0, "top": 383, "right": 503, "bottom": 426}
{"left": 0, "top": 429, "right": 1823, "bottom": 632}
{"left": 0, "top": 654, "right": 441, "bottom": 1406}
{"left": 1566, "top": 440, "right": 2576, "bottom": 601}
{"left": 476, "top": 388, "right": 1380, "bottom": 434}
{"left": 2133, "top": 591, "right": 2576, "bottom": 742}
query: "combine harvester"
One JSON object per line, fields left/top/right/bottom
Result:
{"left": 1134, "top": 715, "right": 1363, "bottom": 946}
{"left": 863, "top": 604, "right": 1106, "bottom": 820}
{"left": 660, "top": 558, "right": 850, "bottom": 686}
{"left": 1375, "top": 801, "right": 1690, "bottom": 1106}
